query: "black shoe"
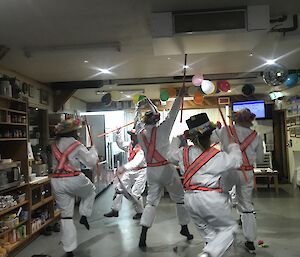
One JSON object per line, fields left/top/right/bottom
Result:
{"left": 42, "top": 226, "right": 52, "bottom": 236}
{"left": 79, "top": 216, "right": 90, "bottom": 230}
{"left": 66, "top": 252, "right": 74, "bottom": 257}
{"left": 132, "top": 213, "right": 142, "bottom": 220}
{"left": 53, "top": 222, "right": 60, "bottom": 232}
{"left": 245, "top": 241, "right": 256, "bottom": 254}
{"left": 104, "top": 210, "right": 119, "bottom": 218}
{"left": 180, "top": 225, "right": 194, "bottom": 240}
{"left": 139, "top": 226, "right": 148, "bottom": 248}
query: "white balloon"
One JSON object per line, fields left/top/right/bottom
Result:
{"left": 201, "top": 80, "right": 215, "bottom": 95}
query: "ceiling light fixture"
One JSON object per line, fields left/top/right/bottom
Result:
{"left": 183, "top": 65, "right": 190, "bottom": 69}
{"left": 249, "top": 53, "right": 253, "bottom": 57}
{"left": 228, "top": 90, "right": 232, "bottom": 93}
{"left": 98, "top": 68, "right": 112, "bottom": 74}
{"left": 95, "top": 90, "right": 102, "bottom": 95}
{"left": 84, "top": 60, "right": 89, "bottom": 63}
{"left": 266, "top": 59, "right": 276, "bottom": 65}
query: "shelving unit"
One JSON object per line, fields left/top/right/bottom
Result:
{"left": 0, "top": 96, "right": 59, "bottom": 256}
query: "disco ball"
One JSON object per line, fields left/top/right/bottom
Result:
{"left": 263, "top": 64, "right": 288, "bottom": 86}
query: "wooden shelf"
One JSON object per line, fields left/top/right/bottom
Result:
{"left": 7, "top": 236, "right": 29, "bottom": 253}
{"left": 0, "top": 95, "right": 26, "bottom": 103}
{"left": 0, "top": 220, "right": 27, "bottom": 237}
{"left": 0, "top": 122, "right": 27, "bottom": 126}
{"left": 0, "top": 107, "right": 26, "bottom": 115}
{"left": 0, "top": 138, "right": 27, "bottom": 141}
{"left": 31, "top": 196, "right": 54, "bottom": 211}
{"left": 0, "top": 201, "right": 29, "bottom": 217}
{"left": 0, "top": 182, "right": 27, "bottom": 194}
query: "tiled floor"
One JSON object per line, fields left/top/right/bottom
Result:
{"left": 16, "top": 184, "right": 300, "bottom": 257}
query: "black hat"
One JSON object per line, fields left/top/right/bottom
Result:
{"left": 186, "top": 113, "right": 215, "bottom": 134}
{"left": 143, "top": 111, "right": 160, "bottom": 124}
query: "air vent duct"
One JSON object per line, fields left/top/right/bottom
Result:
{"left": 150, "top": 5, "right": 270, "bottom": 38}
{"left": 174, "top": 9, "right": 246, "bottom": 34}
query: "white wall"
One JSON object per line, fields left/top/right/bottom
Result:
{"left": 63, "top": 96, "right": 87, "bottom": 113}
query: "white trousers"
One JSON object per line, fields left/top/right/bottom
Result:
{"left": 185, "top": 191, "right": 237, "bottom": 257}
{"left": 140, "top": 165, "right": 190, "bottom": 228}
{"left": 221, "top": 169, "right": 257, "bottom": 242}
{"left": 112, "top": 169, "right": 147, "bottom": 213}
{"left": 51, "top": 173, "right": 96, "bottom": 252}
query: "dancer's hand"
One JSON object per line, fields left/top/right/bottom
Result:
{"left": 116, "top": 166, "right": 126, "bottom": 176}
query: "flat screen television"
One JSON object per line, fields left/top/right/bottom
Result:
{"left": 232, "top": 100, "right": 265, "bottom": 119}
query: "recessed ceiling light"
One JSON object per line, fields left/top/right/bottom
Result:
{"left": 35, "top": 108, "right": 39, "bottom": 111}
{"left": 96, "top": 90, "right": 101, "bottom": 95}
{"left": 125, "top": 95, "right": 131, "bottom": 98}
{"left": 249, "top": 53, "right": 253, "bottom": 57}
{"left": 167, "top": 57, "right": 171, "bottom": 60}
{"left": 120, "top": 91, "right": 123, "bottom": 93}
{"left": 266, "top": 59, "right": 276, "bottom": 65}
{"left": 98, "top": 68, "right": 111, "bottom": 74}
{"left": 183, "top": 65, "right": 190, "bottom": 69}
{"left": 84, "top": 60, "right": 88, "bottom": 63}
{"left": 228, "top": 90, "right": 232, "bottom": 93}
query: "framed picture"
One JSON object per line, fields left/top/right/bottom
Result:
{"left": 40, "top": 89, "right": 49, "bottom": 105}
{"left": 28, "top": 84, "right": 35, "bottom": 98}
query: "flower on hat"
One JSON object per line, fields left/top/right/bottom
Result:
{"left": 55, "top": 118, "right": 82, "bottom": 135}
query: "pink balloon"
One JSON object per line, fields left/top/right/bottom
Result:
{"left": 192, "top": 74, "right": 204, "bottom": 87}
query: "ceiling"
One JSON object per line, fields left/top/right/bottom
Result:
{"left": 1, "top": 0, "right": 300, "bottom": 102}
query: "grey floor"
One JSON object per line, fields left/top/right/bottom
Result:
{"left": 16, "top": 184, "right": 300, "bottom": 257}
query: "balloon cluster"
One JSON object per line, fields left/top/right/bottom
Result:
{"left": 133, "top": 94, "right": 147, "bottom": 104}
{"left": 158, "top": 87, "right": 178, "bottom": 102}
{"left": 189, "top": 74, "right": 232, "bottom": 105}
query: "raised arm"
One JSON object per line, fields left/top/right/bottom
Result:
{"left": 160, "top": 86, "right": 185, "bottom": 132}
{"left": 115, "top": 131, "right": 130, "bottom": 151}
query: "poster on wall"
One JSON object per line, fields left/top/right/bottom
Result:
{"left": 40, "top": 89, "right": 49, "bottom": 105}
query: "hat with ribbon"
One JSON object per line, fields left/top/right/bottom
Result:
{"left": 55, "top": 118, "right": 82, "bottom": 135}
{"left": 186, "top": 113, "right": 215, "bottom": 136}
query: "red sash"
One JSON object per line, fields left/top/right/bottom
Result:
{"left": 183, "top": 146, "right": 221, "bottom": 192}
{"left": 230, "top": 126, "right": 257, "bottom": 182}
{"left": 51, "top": 141, "right": 81, "bottom": 178}
{"left": 142, "top": 127, "right": 169, "bottom": 167}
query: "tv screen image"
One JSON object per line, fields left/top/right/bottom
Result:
{"left": 232, "top": 100, "right": 265, "bottom": 119}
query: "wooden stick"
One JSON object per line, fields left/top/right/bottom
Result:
{"left": 97, "top": 121, "right": 135, "bottom": 138}
{"left": 84, "top": 116, "right": 93, "bottom": 146}
{"left": 180, "top": 54, "right": 187, "bottom": 123}
{"left": 218, "top": 107, "right": 232, "bottom": 138}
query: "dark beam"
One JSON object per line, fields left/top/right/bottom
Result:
{"left": 49, "top": 80, "right": 103, "bottom": 90}
{"left": 53, "top": 89, "right": 76, "bottom": 112}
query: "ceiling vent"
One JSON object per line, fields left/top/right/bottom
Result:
{"left": 174, "top": 9, "right": 246, "bottom": 34}
{"left": 150, "top": 5, "right": 270, "bottom": 38}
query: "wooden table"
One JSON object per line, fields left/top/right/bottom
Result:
{"left": 254, "top": 169, "right": 279, "bottom": 194}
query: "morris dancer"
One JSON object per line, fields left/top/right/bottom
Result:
{"left": 104, "top": 128, "right": 147, "bottom": 220}
{"left": 215, "top": 108, "right": 264, "bottom": 254}
{"left": 168, "top": 113, "right": 242, "bottom": 257}
{"left": 51, "top": 118, "right": 98, "bottom": 257}
{"left": 135, "top": 86, "right": 193, "bottom": 248}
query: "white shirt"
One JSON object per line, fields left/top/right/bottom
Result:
{"left": 116, "top": 133, "right": 146, "bottom": 172}
{"left": 212, "top": 125, "right": 264, "bottom": 165}
{"left": 52, "top": 137, "right": 98, "bottom": 171}
{"left": 136, "top": 95, "right": 182, "bottom": 161}
{"left": 168, "top": 137, "right": 242, "bottom": 189}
